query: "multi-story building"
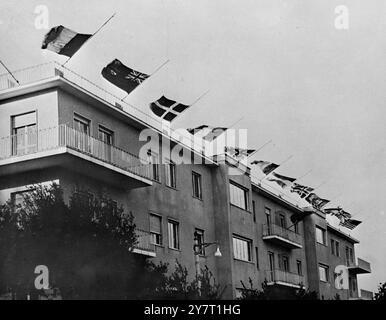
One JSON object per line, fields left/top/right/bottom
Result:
{"left": 0, "top": 62, "right": 371, "bottom": 299}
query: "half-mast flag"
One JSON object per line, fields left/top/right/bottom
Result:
{"left": 150, "top": 96, "right": 189, "bottom": 122}
{"left": 290, "top": 183, "right": 314, "bottom": 198}
{"left": 324, "top": 207, "right": 352, "bottom": 220}
{"left": 339, "top": 218, "right": 361, "bottom": 230}
{"left": 102, "top": 59, "right": 149, "bottom": 95}
{"left": 41, "top": 25, "right": 92, "bottom": 57}
{"left": 187, "top": 125, "right": 227, "bottom": 142}
{"left": 251, "top": 160, "right": 279, "bottom": 175}
{"left": 224, "top": 147, "right": 256, "bottom": 160}
{"left": 267, "top": 172, "right": 296, "bottom": 188}
{"left": 305, "top": 193, "right": 330, "bottom": 210}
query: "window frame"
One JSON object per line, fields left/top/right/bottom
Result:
{"left": 232, "top": 235, "right": 252, "bottom": 262}
{"left": 192, "top": 171, "right": 202, "bottom": 200}
{"left": 194, "top": 228, "right": 205, "bottom": 255}
{"left": 98, "top": 125, "right": 114, "bottom": 145}
{"left": 165, "top": 159, "right": 177, "bottom": 188}
{"left": 229, "top": 181, "right": 249, "bottom": 211}
{"left": 168, "top": 219, "right": 180, "bottom": 250}
{"left": 296, "top": 260, "right": 303, "bottom": 276}
{"left": 319, "top": 264, "right": 329, "bottom": 282}
{"left": 315, "top": 226, "right": 327, "bottom": 245}
{"left": 147, "top": 150, "right": 161, "bottom": 182}
{"left": 149, "top": 213, "right": 163, "bottom": 246}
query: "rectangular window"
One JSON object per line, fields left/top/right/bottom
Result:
{"left": 280, "top": 255, "right": 290, "bottom": 272}
{"left": 268, "top": 252, "right": 275, "bottom": 281}
{"left": 297, "top": 260, "right": 303, "bottom": 276}
{"left": 265, "top": 207, "right": 271, "bottom": 226}
{"left": 229, "top": 182, "right": 249, "bottom": 210}
{"left": 194, "top": 228, "right": 205, "bottom": 255}
{"left": 150, "top": 214, "right": 162, "bottom": 246}
{"left": 98, "top": 125, "right": 114, "bottom": 145}
{"left": 252, "top": 200, "right": 256, "bottom": 223}
{"left": 192, "top": 172, "right": 202, "bottom": 199}
{"left": 147, "top": 151, "right": 160, "bottom": 182}
{"left": 255, "top": 247, "right": 259, "bottom": 269}
{"left": 319, "top": 264, "right": 329, "bottom": 282}
{"left": 349, "top": 248, "right": 354, "bottom": 263}
{"left": 331, "top": 239, "right": 335, "bottom": 255}
{"left": 73, "top": 113, "right": 90, "bottom": 135}
{"left": 168, "top": 220, "right": 179, "bottom": 249}
{"left": 232, "top": 236, "right": 252, "bottom": 262}
{"left": 335, "top": 241, "right": 340, "bottom": 257}
{"left": 165, "top": 160, "right": 176, "bottom": 188}
{"left": 11, "top": 111, "right": 37, "bottom": 155}
{"left": 294, "top": 222, "right": 299, "bottom": 234}
{"left": 315, "top": 226, "right": 326, "bottom": 245}
{"left": 279, "top": 214, "right": 286, "bottom": 228}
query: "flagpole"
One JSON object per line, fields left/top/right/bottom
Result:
{"left": 313, "top": 180, "right": 329, "bottom": 192}
{"left": 190, "top": 89, "right": 210, "bottom": 107}
{"left": 259, "top": 155, "right": 293, "bottom": 183}
{"left": 295, "top": 169, "right": 313, "bottom": 182}
{"left": 0, "top": 60, "right": 20, "bottom": 85}
{"left": 62, "top": 13, "right": 116, "bottom": 67}
{"left": 121, "top": 59, "right": 170, "bottom": 101}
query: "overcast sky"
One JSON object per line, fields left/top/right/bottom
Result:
{"left": 0, "top": 0, "right": 385, "bottom": 293}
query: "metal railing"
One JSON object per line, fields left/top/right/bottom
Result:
{"left": 262, "top": 223, "right": 302, "bottom": 246}
{"left": 134, "top": 228, "right": 156, "bottom": 254}
{"left": 265, "top": 269, "right": 304, "bottom": 287}
{"left": 0, "top": 124, "right": 152, "bottom": 180}
{"left": 347, "top": 257, "right": 371, "bottom": 272}
{"left": 360, "top": 289, "right": 373, "bottom": 300}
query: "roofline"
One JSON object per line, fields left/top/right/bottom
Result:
{"left": 327, "top": 223, "right": 360, "bottom": 244}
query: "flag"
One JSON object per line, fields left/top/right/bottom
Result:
{"left": 290, "top": 183, "right": 314, "bottom": 198}
{"left": 267, "top": 172, "right": 296, "bottom": 188}
{"left": 324, "top": 207, "right": 352, "bottom": 222}
{"left": 224, "top": 147, "right": 256, "bottom": 160}
{"left": 187, "top": 125, "right": 227, "bottom": 141}
{"left": 150, "top": 96, "right": 189, "bottom": 122}
{"left": 251, "top": 160, "right": 279, "bottom": 175}
{"left": 339, "top": 218, "right": 361, "bottom": 230}
{"left": 41, "top": 25, "right": 92, "bottom": 57}
{"left": 101, "top": 59, "right": 149, "bottom": 95}
{"left": 305, "top": 193, "right": 330, "bottom": 210}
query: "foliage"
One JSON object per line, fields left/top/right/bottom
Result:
{"left": 374, "top": 282, "right": 386, "bottom": 300}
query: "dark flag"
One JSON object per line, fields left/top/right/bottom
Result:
{"left": 339, "top": 218, "right": 361, "bottom": 230}
{"left": 102, "top": 59, "right": 149, "bottom": 94}
{"left": 150, "top": 96, "right": 189, "bottom": 122}
{"left": 41, "top": 25, "right": 92, "bottom": 57}
{"left": 251, "top": 160, "right": 279, "bottom": 175}
{"left": 224, "top": 147, "right": 256, "bottom": 160}
{"left": 290, "top": 183, "right": 314, "bottom": 198}
{"left": 267, "top": 172, "right": 296, "bottom": 188}
{"left": 305, "top": 193, "right": 330, "bottom": 210}
{"left": 187, "top": 125, "right": 228, "bottom": 141}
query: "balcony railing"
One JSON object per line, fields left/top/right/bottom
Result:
{"left": 359, "top": 289, "right": 373, "bottom": 300}
{"left": 133, "top": 228, "right": 156, "bottom": 256}
{"left": 0, "top": 124, "right": 152, "bottom": 181}
{"left": 262, "top": 224, "right": 302, "bottom": 249}
{"left": 347, "top": 257, "right": 371, "bottom": 274}
{"left": 265, "top": 269, "right": 304, "bottom": 288}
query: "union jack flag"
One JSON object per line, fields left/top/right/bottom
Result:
{"left": 290, "top": 183, "right": 314, "bottom": 198}
{"left": 125, "top": 69, "right": 149, "bottom": 84}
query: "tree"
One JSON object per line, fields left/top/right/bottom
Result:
{"left": 0, "top": 183, "right": 144, "bottom": 299}
{"left": 374, "top": 282, "right": 386, "bottom": 300}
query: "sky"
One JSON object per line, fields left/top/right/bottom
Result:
{"left": 0, "top": 0, "right": 385, "bottom": 293}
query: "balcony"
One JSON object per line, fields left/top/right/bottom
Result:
{"left": 265, "top": 269, "right": 304, "bottom": 288}
{"left": 359, "top": 289, "right": 373, "bottom": 300}
{"left": 0, "top": 125, "right": 152, "bottom": 188}
{"left": 133, "top": 229, "right": 156, "bottom": 257}
{"left": 347, "top": 258, "right": 371, "bottom": 274}
{"left": 262, "top": 224, "right": 302, "bottom": 249}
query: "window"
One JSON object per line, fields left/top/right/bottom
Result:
{"left": 331, "top": 239, "right": 336, "bottom": 255}
{"left": 319, "top": 264, "right": 329, "bottom": 282}
{"left": 73, "top": 113, "right": 90, "bottom": 135}
{"left": 165, "top": 160, "right": 176, "bottom": 188}
{"left": 194, "top": 229, "right": 205, "bottom": 255}
{"left": 349, "top": 248, "right": 354, "bottom": 263}
{"left": 229, "top": 182, "right": 249, "bottom": 210}
{"left": 192, "top": 172, "right": 202, "bottom": 199}
{"left": 297, "top": 260, "right": 303, "bottom": 276}
{"left": 268, "top": 252, "right": 275, "bottom": 281}
{"left": 255, "top": 247, "right": 259, "bottom": 269}
{"left": 279, "top": 255, "right": 290, "bottom": 272}
{"left": 315, "top": 226, "right": 326, "bottom": 245}
{"left": 11, "top": 111, "right": 37, "bottom": 155}
{"left": 335, "top": 241, "right": 340, "bottom": 257}
{"left": 265, "top": 207, "right": 271, "bottom": 226}
{"left": 168, "top": 220, "right": 179, "bottom": 249}
{"left": 252, "top": 200, "right": 256, "bottom": 223}
{"left": 294, "top": 222, "right": 299, "bottom": 234}
{"left": 279, "top": 213, "right": 286, "bottom": 228}
{"left": 147, "top": 151, "right": 160, "bottom": 182}
{"left": 98, "top": 125, "right": 114, "bottom": 145}
{"left": 150, "top": 214, "right": 162, "bottom": 245}
{"left": 233, "top": 236, "right": 252, "bottom": 262}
